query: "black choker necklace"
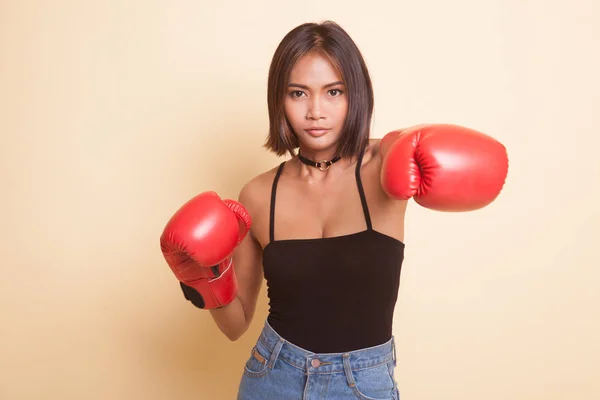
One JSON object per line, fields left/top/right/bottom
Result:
{"left": 297, "top": 152, "right": 341, "bottom": 171}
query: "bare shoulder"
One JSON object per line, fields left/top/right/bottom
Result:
{"left": 360, "top": 138, "right": 392, "bottom": 204}
{"left": 369, "top": 137, "right": 382, "bottom": 157}
{"left": 362, "top": 138, "right": 383, "bottom": 172}
{"left": 238, "top": 164, "right": 281, "bottom": 212}
{"left": 237, "top": 162, "right": 284, "bottom": 247}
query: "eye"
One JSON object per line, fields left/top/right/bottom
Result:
{"left": 289, "top": 90, "right": 305, "bottom": 98}
{"left": 328, "top": 89, "right": 344, "bottom": 97}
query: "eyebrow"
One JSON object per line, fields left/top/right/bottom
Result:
{"left": 288, "top": 81, "right": 344, "bottom": 89}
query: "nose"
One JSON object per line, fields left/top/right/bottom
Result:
{"left": 306, "top": 97, "right": 324, "bottom": 120}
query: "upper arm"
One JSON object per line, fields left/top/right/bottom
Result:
{"left": 231, "top": 179, "right": 265, "bottom": 329}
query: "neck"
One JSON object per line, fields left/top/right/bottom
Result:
{"left": 297, "top": 147, "right": 338, "bottom": 165}
{"left": 297, "top": 148, "right": 341, "bottom": 174}
{"left": 294, "top": 147, "right": 355, "bottom": 180}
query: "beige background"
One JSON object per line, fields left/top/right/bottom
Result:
{"left": 1, "top": 0, "right": 599, "bottom": 399}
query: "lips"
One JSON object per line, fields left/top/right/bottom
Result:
{"left": 305, "top": 128, "right": 331, "bottom": 137}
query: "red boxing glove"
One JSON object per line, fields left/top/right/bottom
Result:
{"left": 160, "top": 191, "right": 252, "bottom": 309}
{"left": 380, "top": 124, "right": 509, "bottom": 212}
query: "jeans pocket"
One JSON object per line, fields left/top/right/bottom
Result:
{"left": 349, "top": 360, "right": 396, "bottom": 400}
{"left": 243, "top": 342, "right": 271, "bottom": 378}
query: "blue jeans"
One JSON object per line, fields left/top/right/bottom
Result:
{"left": 237, "top": 320, "right": 400, "bottom": 399}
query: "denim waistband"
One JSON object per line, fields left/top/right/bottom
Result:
{"left": 256, "top": 319, "right": 397, "bottom": 374}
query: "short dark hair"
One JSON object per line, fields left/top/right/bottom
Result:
{"left": 264, "top": 21, "right": 374, "bottom": 159}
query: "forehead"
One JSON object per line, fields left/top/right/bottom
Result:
{"left": 288, "top": 52, "right": 343, "bottom": 86}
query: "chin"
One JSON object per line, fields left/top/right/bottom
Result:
{"left": 297, "top": 133, "right": 341, "bottom": 152}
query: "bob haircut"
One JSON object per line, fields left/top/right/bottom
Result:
{"left": 264, "top": 21, "right": 374, "bottom": 159}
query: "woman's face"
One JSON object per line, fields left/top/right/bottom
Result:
{"left": 284, "top": 52, "right": 348, "bottom": 155}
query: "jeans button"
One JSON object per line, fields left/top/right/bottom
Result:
{"left": 311, "top": 359, "right": 321, "bottom": 368}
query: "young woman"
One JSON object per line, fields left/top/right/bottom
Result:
{"left": 161, "top": 21, "right": 508, "bottom": 400}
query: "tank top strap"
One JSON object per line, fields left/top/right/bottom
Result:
{"left": 354, "top": 150, "right": 373, "bottom": 231}
{"left": 269, "top": 161, "right": 286, "bottom": 242}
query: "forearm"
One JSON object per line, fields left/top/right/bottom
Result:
{"left": 209, "top": 295, "right": 248, "bottom": 341}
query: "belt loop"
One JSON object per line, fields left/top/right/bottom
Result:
{"left": 342, "top": 353, "right": 356, "bottom": 388}
{"left": 267, "top": 338, "right": 285, "bottom": 370}
{"left": 391, "top": 336, "right": 397, "bottom": 366}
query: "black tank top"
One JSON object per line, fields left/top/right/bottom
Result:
{"left": 263, "top": 151, "right": 405, "bottom": 353}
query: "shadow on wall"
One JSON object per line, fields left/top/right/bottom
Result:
{"left": 112, "top": 255, "right": 271, "bottom": 398}
{"left": 123, "top": 115, "right": 278, "bottom": 398}
{"left": 137, "top": 283, "right": 270, "bottom": 398}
